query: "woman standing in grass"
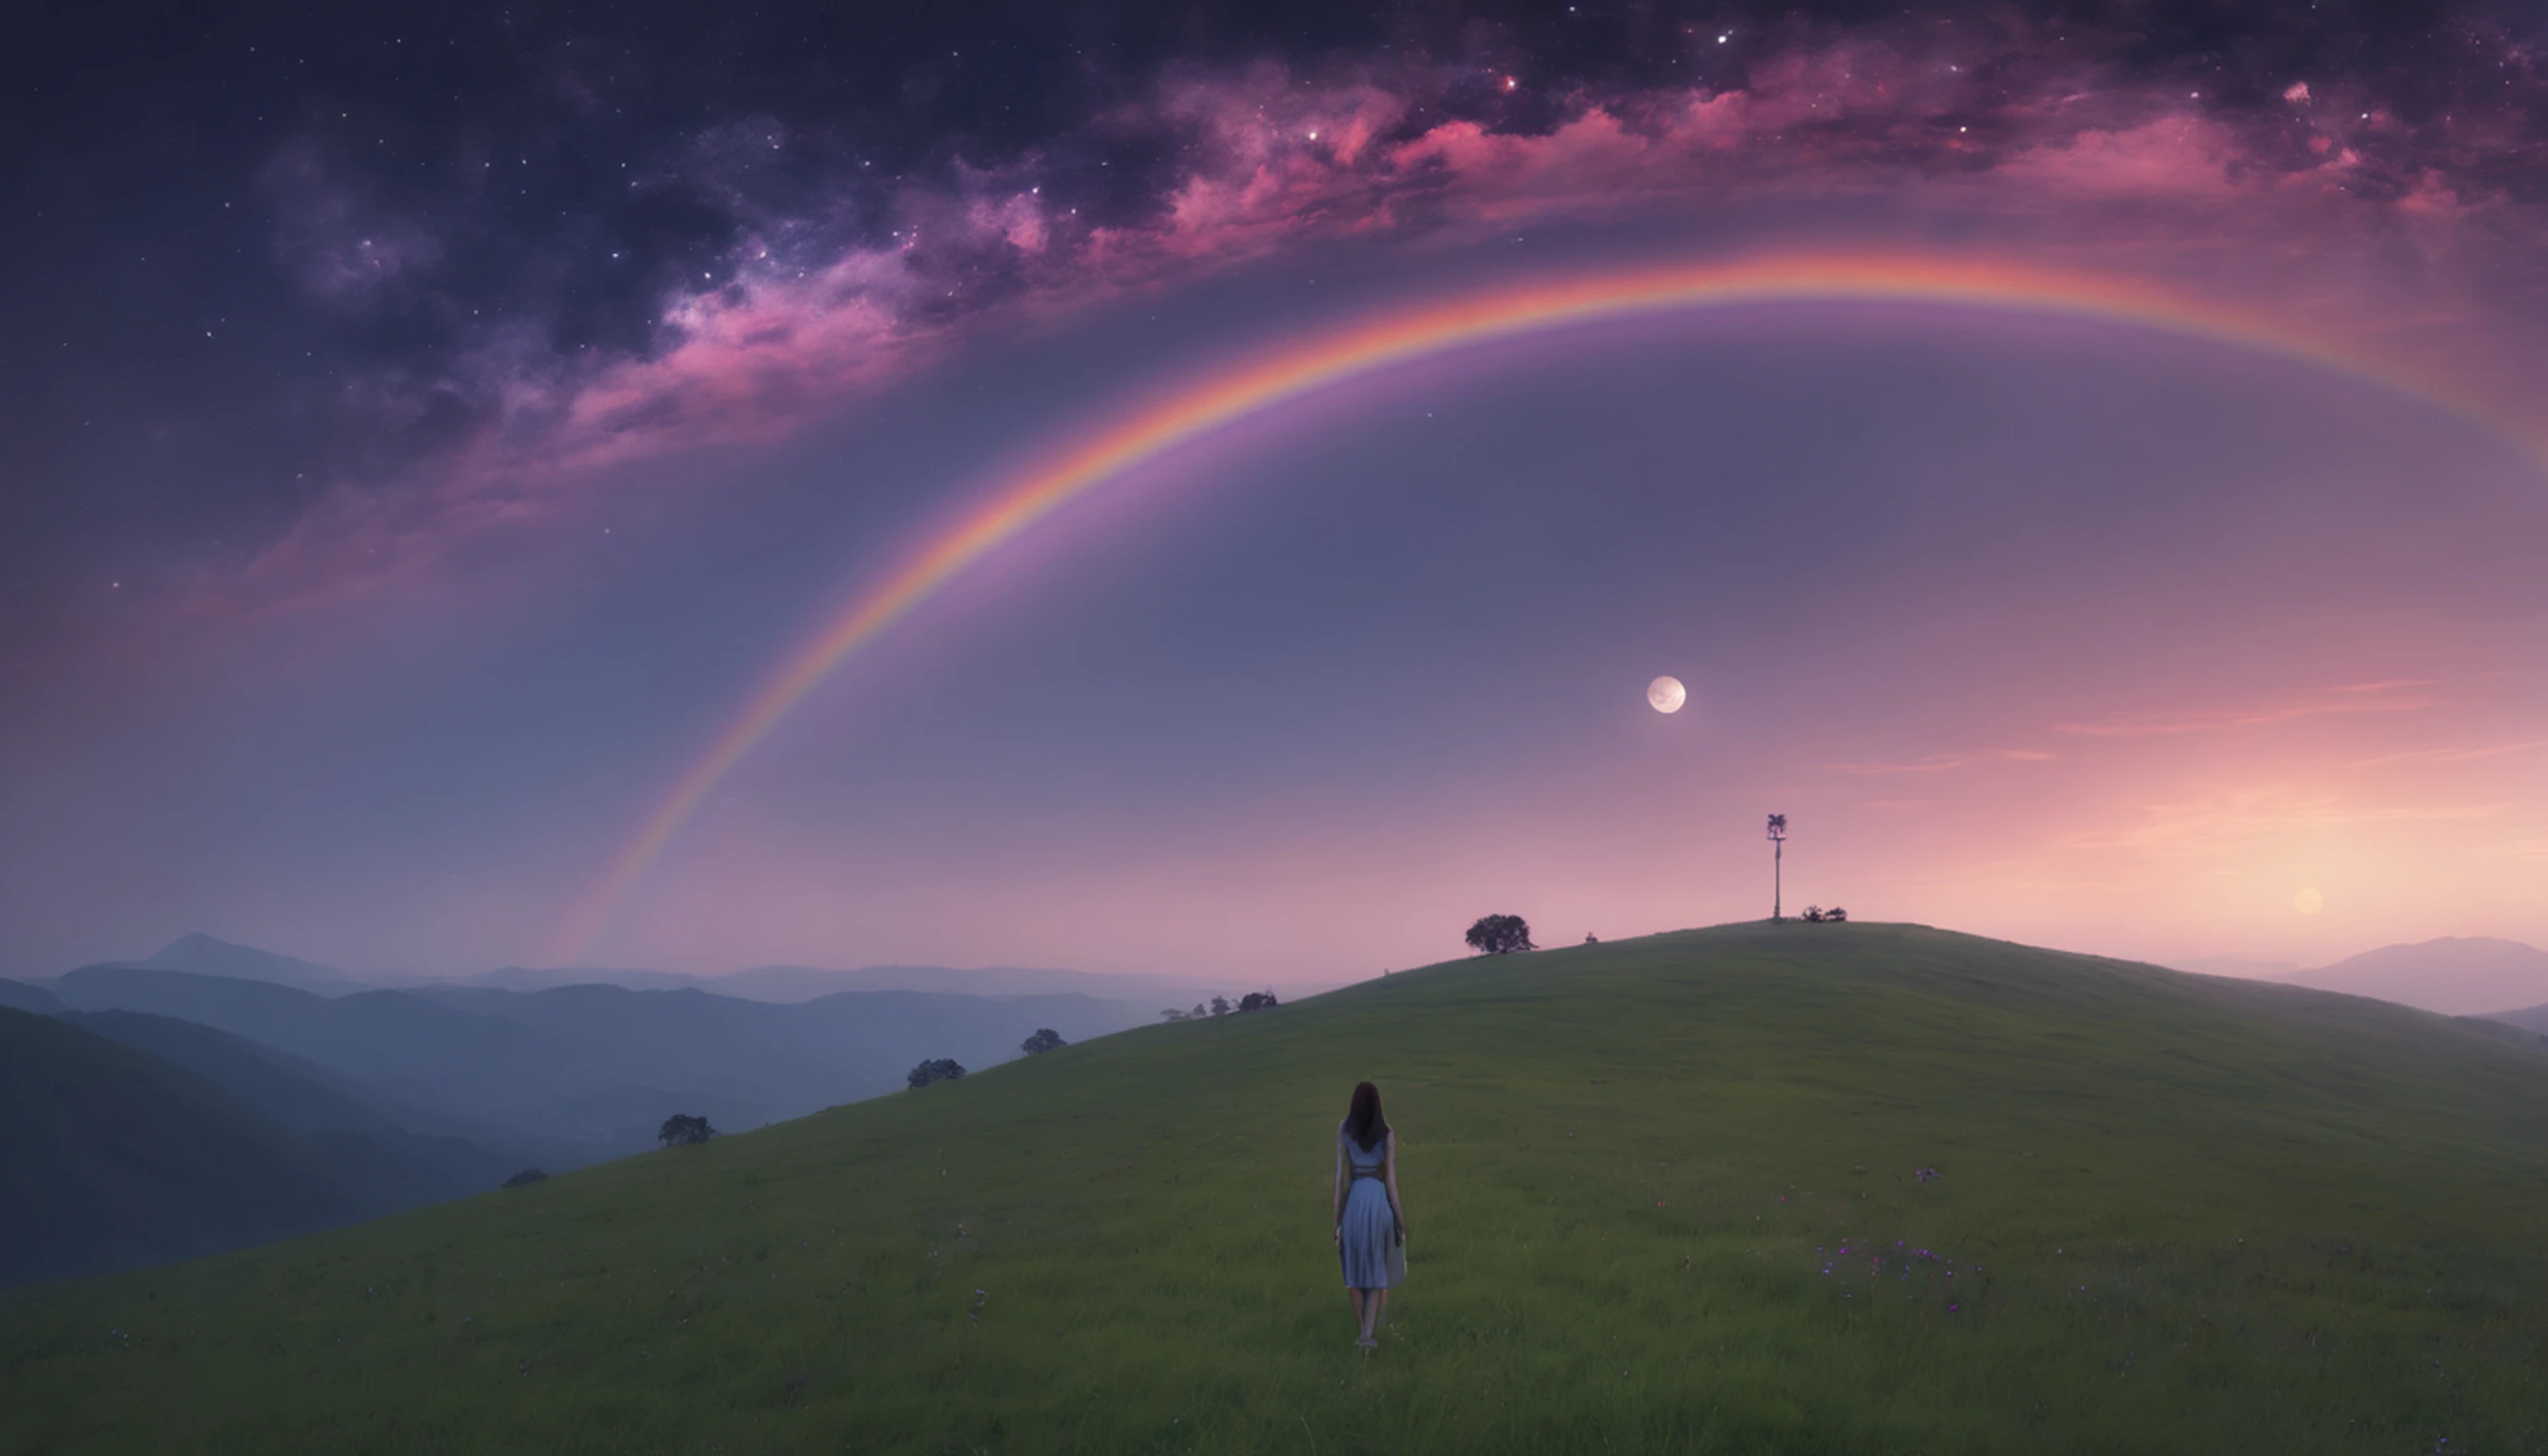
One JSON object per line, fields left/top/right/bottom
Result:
{"left": 1333, "top": 1081, "right": 1407, "bottom": 1349}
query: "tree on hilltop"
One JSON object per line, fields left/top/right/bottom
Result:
{"left": 1237, "top": 991, "right": 1279, "bottom": 1012}
{"left": 1465, "top": 914, "right": 1535, "bottom": 956}
{"left": 1210, "top": 995, "right": 1231, "bottom": 1017}
{"left": 658, "top": 1114, "right": 715, "bottom": 1147}
{"left": 1021, "top": 1028, "right": 1066, "bottom": 1055}
{"left": 907, "top": 1057, "right": 967, "bottom": 1088}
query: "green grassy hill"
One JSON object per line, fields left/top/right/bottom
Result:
{"left": 7, "top": 923, "right": 2548, "bottom": 1453}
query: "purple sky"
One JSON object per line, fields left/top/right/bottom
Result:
{"left": 3, "top": 4, "right": 2542, "bottom": 986}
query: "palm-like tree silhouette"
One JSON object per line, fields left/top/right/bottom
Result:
{"left": 1766, "top": 813, "right": 1789, "bottom": 920}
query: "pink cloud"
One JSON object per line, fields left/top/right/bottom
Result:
{"left": 2350, "top": 740, "right": 2548, "bottom": 769}
{"left": 204, "top": 45, "right": 2546, "bottom": 622}
{"left": 1831, "top": 748, "right": 2056, "bottom": 775}
{"left": 2063, "top": 788, "right": 2508, "bottom": 857}
{"left": 2053, "top": 684, "right": 2440, "bottom": 737}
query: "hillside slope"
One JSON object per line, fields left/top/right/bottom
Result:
{"left": 0, "top": 976, "right": 64, "bottom": 1014}
{"left": 58, "top": 1010, "right": 524, "bottom": 1212}
{"left": 0, "top": 1010, "right": 363, "bottom": 1288}
{"left": 8, "top": 924, "right": 2548, "bottom": 1453}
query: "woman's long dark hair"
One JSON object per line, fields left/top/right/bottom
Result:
{"left": 1344, "top": 1082, "right": 1389, "bottom": 1153}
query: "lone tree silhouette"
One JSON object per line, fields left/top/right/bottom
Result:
{"left": 657, "top": 1114, "right": 715, "bottom": 1147}
{"left": 1020, "top": 1028, "right": 1065, "bottom": 1055}
{"left": 906, "top": 1057, "right": 967, "bottom": 1088}
{"left": 1766, "top": 813, "right": 1789, "bottom": 920}
{"left": 1465, "top": 914, "right": 1535, "bottom": 956}
{"left": 1237, "top": 990, "right": 1279, "bottom": 1012}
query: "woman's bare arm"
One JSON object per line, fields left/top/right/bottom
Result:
{"left": 1383, "top": 1132, "right": 1406, "bottom": 1231}
{"left": 1332, "top": 1133, "right": 1346, "bottom": 1237}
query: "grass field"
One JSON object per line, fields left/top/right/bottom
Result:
{"left": 8, "top": 922, "right": 2548, "bottom": 1454}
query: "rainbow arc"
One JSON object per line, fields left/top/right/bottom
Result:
{"left": 546, "top": 253, "right": 2528, "bottom": 962}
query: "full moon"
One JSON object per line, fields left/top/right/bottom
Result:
{"left": 2294, "top": 887, "right": 2323, "bottom": 915}
{"left": 1647, "top": 676, "right": 1686, "bottom": 714}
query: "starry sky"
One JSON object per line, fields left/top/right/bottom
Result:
{"left": 4, "top": 0, "right": 2544, "bottom": 987}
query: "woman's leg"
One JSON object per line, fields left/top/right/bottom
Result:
{"left": 1346, "top": 1287, "right": 1365, "bottom": 1335}
{"left": 1374, "top": 1287, "right": 1390, "bottom": 1331}
{"left": 1356, "top": 1287, "right": 1379, "bottom": 1344}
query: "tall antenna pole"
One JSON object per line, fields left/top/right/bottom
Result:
{"left": 1766, "top": 813, "right": 1788, "bottom": 921}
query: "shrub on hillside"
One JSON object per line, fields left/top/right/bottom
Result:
{"left": 1021, "top": 1028, "right": 1066, "bottom": 1055}
{"left": 658, "top": 1114, "right": 715, "bottom": 1147}
{"left": 500, "top": 1168, "right": 548, "bottom": 1189}
{"left": 1237, "top": 991, "right": 1278, "bottom": 1012}
{"left": 1465, "top": 914, "right": 1535, "bottom": 956}
{"left": 907, "top": 1057, "right": 967, "bottom": 1088}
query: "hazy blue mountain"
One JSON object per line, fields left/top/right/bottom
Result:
{"left": 135, "top": 932, "right": 364, "bottom": 994}
{"left": 2284, "top": 937, "right": 2548, "bottom": 1016}
{"left": 0, "top": 1008, "right": 364, "bottom": 1287}
{"left": 465, "top": 960, "right": 1249, "bottom": 1004}
{"left": 54, "top": 962, "right": 340, "bottom": 1028}
{"left": 411, "top": 981, "right": 1155, "bottom": 1113}
{"left": 54, "top": 962, "right": 1153, "bottom": 1158}
{"left": 464, "top": 964, "right": 708, "bottom": 993}
{"left": 51, "top": 965, "right": 695, "bottom": 1152}
{"left": 52, "top": 964, "right": 576, "bottom": 1109}
{"left": 59, "top": 1010, "right": 405, "bottom": 1136}
{"left": 58, "top": 1010, "right": 526, "bottom": 1216}
{"left": 719, "top": 963, "right": 1258, "bottom": 1003}
{"left": 0, "top": 976, "right": 64, "bottom": 1013}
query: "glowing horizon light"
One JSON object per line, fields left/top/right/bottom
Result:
{"left": 545, "top": 251, "right": 2537, "bottom": 964}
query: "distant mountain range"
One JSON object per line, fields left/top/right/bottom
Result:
{"left": 464, "top": 960, "right": 1250, "bottom": 1006}
{"left": 42, "top": 962, "right": 1153, "bottom": 1154}
{"left": 0, "top": 1007, "right": 521, "bottom": 1287}
{"left": 0, "top": 975, "right": 64, "bottom": 1014}
{"left": 137, "top": 931, "right": 364, "bottom": 993}
{"left": 2, "top": 933, "right": 1186, "bottom": 1287}
{"left": 2165, "top": 937, "right": 2548, "bottom": 1018}
{"left": 2280, "top": 938, "right": 2548, "bottom": 1017}
{"left": 44, "top": 931, "right": 1282, "bottom": 1009}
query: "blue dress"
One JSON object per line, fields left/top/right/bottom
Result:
{"left": 1338, "top": 1124, "right": 1406, "bottom": 1290}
